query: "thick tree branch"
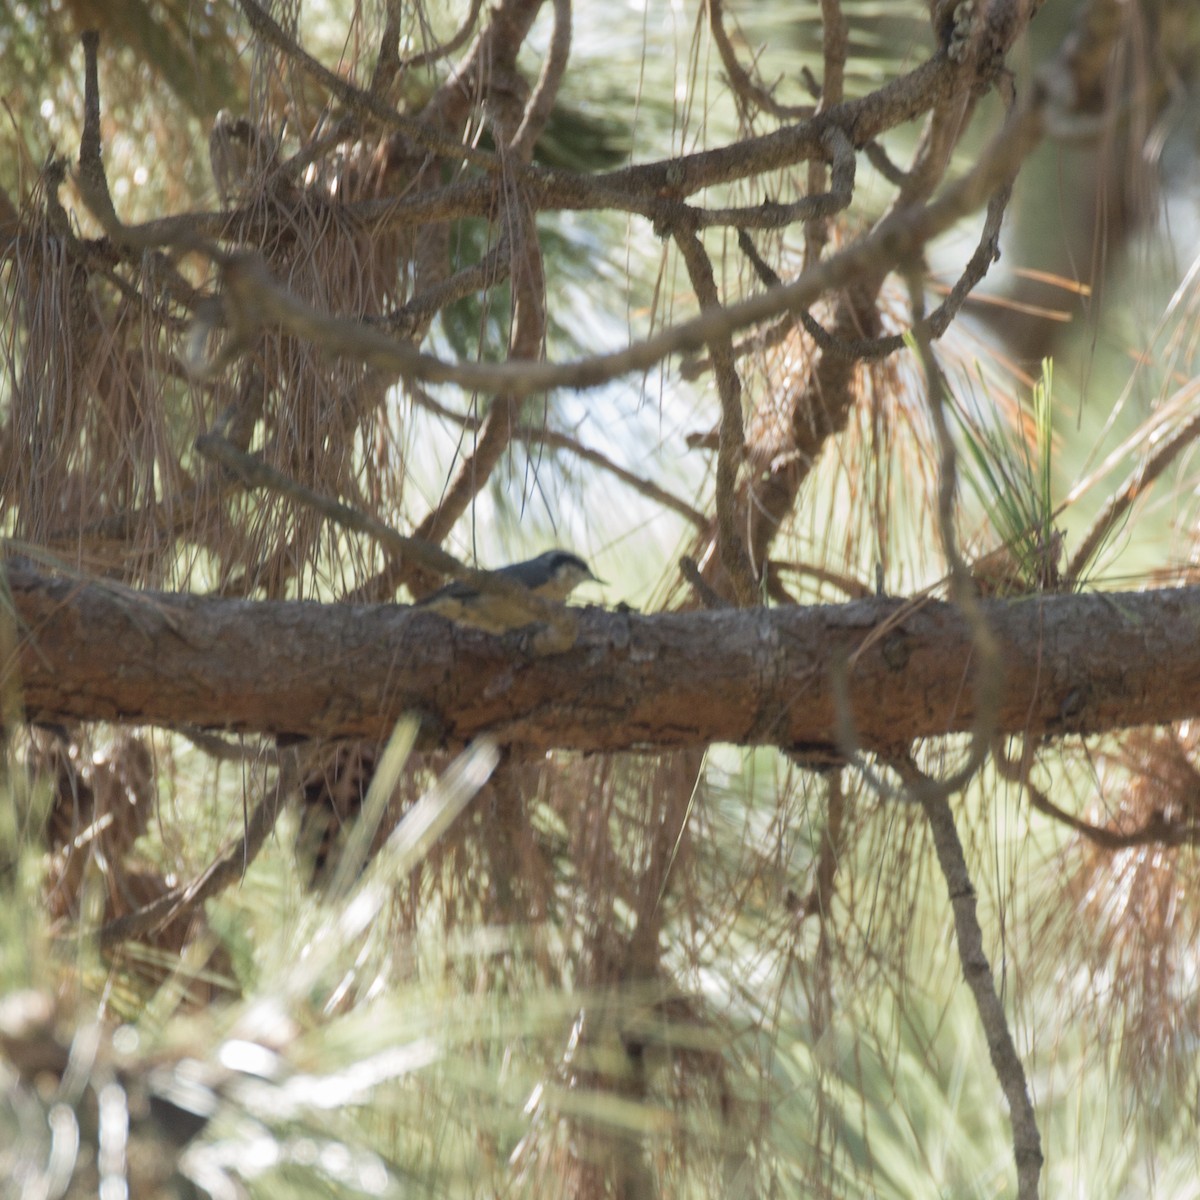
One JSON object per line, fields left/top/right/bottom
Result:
{"left": 8, "top": 566, "right": 1200, "bottom": 751}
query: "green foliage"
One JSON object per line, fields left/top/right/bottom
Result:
{"left": 952, "top": 359, "right": 1065, "bottom": 592}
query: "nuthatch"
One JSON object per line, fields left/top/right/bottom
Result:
{"left": 416, "top": 550, "right": 602, "bottom": 632}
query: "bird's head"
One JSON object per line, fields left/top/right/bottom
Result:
{"left": 506, "top": 550, "right": 603, "bottom": 600}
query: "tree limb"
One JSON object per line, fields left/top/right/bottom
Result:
{"left": 8, "top": 566, "right": 1200, "bottom": 752}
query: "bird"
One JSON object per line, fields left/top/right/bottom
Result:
{"left": 415, "top": 549, "right": 603, "bottom": 633}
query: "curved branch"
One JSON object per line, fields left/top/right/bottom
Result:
{"left": 993, "top": 738, "right": 1200, "bottom": 849}
{"left": 670, "top": 124, "right": 855, "bottom": 235}
{"left": 401, "top": 0, "right": 485, "bottom": 70}
{"left": 904, "top": 271, "right": 1001, "bottom": 800}
{"left": 380, "top": 237, "right": 510, "bottom": 336}
{"left": 511, "top": 0, "right": 571, "bottom": 161}
{"left": 122, "top": 52, "right": 961, "bottom": 251}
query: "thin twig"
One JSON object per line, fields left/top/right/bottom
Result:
{"left": 367, "top": 0, "right": 403, "bottom": 99}
{"left": 815, "top": 0, "right": 847, "bottom": 116}
{"left": 674, "top": 229, "right": 757, "bottom": 604}
{"left": 73, "top": 32, "right": 199, "bottom": 310}
{"left": 177, "top": 727, "right": 279, "bottom": 765}
{"left": 863, "top": 139, "right": 911, "bottom": 185}
{"left": 379, "top": 237, "right": 510, "bottom": 335}
{"left": 76, "top": 32, "right": 118, "bottom": 233}
{"left": 1066, "top": 406, "right": 1200, "bottom": 586}
{"left": 789, "top": 768, "right": 845, "bottom": 920}
{"left": 804, "top": 0, "right": 849, "bottom": 265}
{"left": 993, "top": 737, "right": 1200, "bottom": 848}
{"left": 410, "top": 387, "right": 706, "bottom": 528}
{"left": 406, "top": 158, "right": 546, "bottom": 582}
{"left": 401, "top": 0, "right": 485, "bottom": 69}
{"left": 705, "top": 0, "right": 815, "bottom": 121}
{"left": 770, "top": 558, "right": 872, "bottom": 600}
{"left": 898, "top": 754, "right": 1043, "bottom": 1200}
{"left": 531, "top": 429, "right": 708, "bottom": 529}
{"left": 679, "top": 556, "right": 731, "bottom": 609}
{"left": 97, "top": 756, "right": 294, "bottom": 947}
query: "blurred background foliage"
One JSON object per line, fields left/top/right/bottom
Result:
{"left": 2, "top": 0, "right": 1200, "bottom": 1197}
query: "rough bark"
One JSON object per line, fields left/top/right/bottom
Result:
{"left": 9, "top": 566, "right": 1199, "bottom": 751}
